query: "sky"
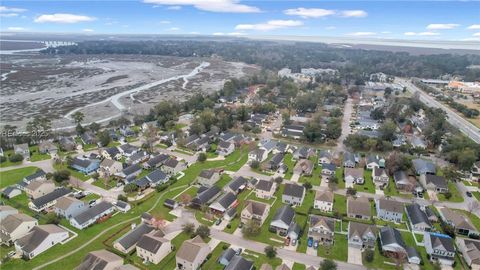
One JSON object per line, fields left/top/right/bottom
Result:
{"left": 1, "top": 0, "right": 479, "bottom": 41}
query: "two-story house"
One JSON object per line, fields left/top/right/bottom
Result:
{"left": 282, "top": 183, "right": 305, "bottom": 206}
{"left": 308, "top": 215, "right": 335, "bottom": 245}
{"left": 376, "top": 198, "right": 404, "bottom": 223}
{"left": 348, "top": 222, "right": 377, "bottom": 249}
{"left": 241, "top": 200, "right": 270, "bottom": 225}
{"left": 314, "top": 190, "right": 334, "bottom": 212}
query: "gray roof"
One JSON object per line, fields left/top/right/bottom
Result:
{"left": 218, "top": 140, "right": 232, "bottom": 149}
{"left": 283, "top": 183, "right": 305, "bottom": 199}
{"left": 269, "top": 153, "right": 284, "bottom": 166}
{"left": 310, "top": 215, "right": 335, "bottom": 232}
{"left": 412, "top": 159, "right": 436, "bottom": 175}
{"left": 24, "top": 170, "right": 46, "bottom": 182}
{"left": 16, "top": 225, "right": 66, "bottom": 253}
{"left": 425, "top": 175, "right": 448, "bottom": 189}
{"left": 319, "top": 150, "right": 332, "bottom": 159}
{"left": 118, "top": 144, "right": 138, "bottom": 154}
{"left": 256, "top": 180, "right": 274, "bottom": 192}
{"left": 2, "top": 186, "right": 20, "bottom": 196}
{"left": 76, "top": 250, "right": 122, "bottom": 270}
{"left": 135, "top": 177, "right": 150, "bottom": 188}
{"left": 199, "top": 169, "right": 216, "bottom": 179}
{"left": 72, "top": 201, "right": 114, "bottom": 226}
{"left": 104, "top": 147, "right": 120, "bottom": 157}
{"left": 191, "top": 186, "right": 221, "bottom": 206}
{"left": 322, "top": 163, "right": 336, "bottom": 172}
{"left": 406, "top": 247, "right": 421, "bottom": 260}
{"left": 136, "top": 233, "right": 168, "bottom": 254}
{"left": 272, "top": 205, "right": 295, "bottom": 225}
{"left": 146, "top": 169, "right": 168, "bottom": 184}
{"left": 71, "top": 157, "right": 96, "bottom": 169}
{"left": 219, "top": 248, "right": 236, "bottom": 263}
{"left": 377, "top": 198, "right": 404, "bottom": 214}
{"left": 225, "top": 255, "right": 254, "bottom": 270}
{"left": 215, "top": 192, "right": 237, "bottom": 209}
{"left": 163, "top": 158, "right": 179, "bottom": 168}
{"left": 406, "top": 204, "right": 432, "bottom": 227}
{"left": 116, "top": 223, "right": 154, "bottom": 250}
{"left": 146, "top": 154, "right": 169, "bottom": 167}
{"left": 393, "top": 171, "right": 408, "bottom": 183}
{"left": 227, "top": 177, "right": 247, "bottom": 191}
{"left": 428, "top": 233, "right": 455, "bottom": 253}
{"left": 31, "top": 187, "right": 71, "bottom": 208}
{"left": 344, "top": 152, "right": 355, "bottom": 163}
{"left": 380, "top": 226, "right": 406, "bottom": 249}
{"left": 122, "top": 164, "right": 142, "bottom": 176}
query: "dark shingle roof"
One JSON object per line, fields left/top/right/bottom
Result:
{"left": 272, "top": 205, "right": 295, "bottom": 225}
{"left": 136, "top": 233, "right": 168, "bottom": 253}
{"left": 146, "top": 169, "right": 168, "bottom": 184}
{"left": 283, "top": 183, "right": 305, "bottom": 198}
{"left": 380, "top": 226, "right": 406, "bottom": 248}
{"left": 219, "top": 248, "right": 236, "bottom": 263}
{"left": 428, "top": 233, "right": 455, "bottom": 253}
{"left": 31, "top": 188, "right": 71, "bottom": 208}
{"left": 322, "top": 163, "right": 336, "bottom": 172}
{"left": 227, "top": 177, "right": 247, "bottom": 191}
{"left": 116, "top": 223, "right": 154, "bottom": 250}
{"left": 191, "top": 186, "right": 221, "bottom": 205}
{"left": 225, "top": 255, "right": 254, "bottom": 270}
{"left": 199, "top": 169, "right": 216, "bottom": 179}
{"left": 146, "top": 154, "right": 169, "bottom": 167}
{"left": 122, "top": 164, "right": 142, "bottom": 176}
{"left": 72, "top": 202, "right": 114, "bottom": 226}
{"left": 24, "top": 170, "right": 46, "bottom": 182}
{"left": 425, "top": 175, "right": 448, "bottom": 189}
{"left": 215, "top": 192, "right": 237, "bottom": 209}
{"left": 406, "top": 204, "right": 432, "bottom": 227}
{"left": 256, "top": 180, "right": 273, "bottom": 191}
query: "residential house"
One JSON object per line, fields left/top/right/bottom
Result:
{"left": 190, "top": 186, "right": 221, "bottom": 208}
{"left": 472, "top": 161, "right": 480, "bottom": 177}
{"left": 127, "top": 151, "right": 149, "bottom": 165}
{"left": 294, "top": 159, "right": 314, "bottom": 176}
{"left": 420, "top": 174, "right": 449, "bottom": 193}
{"left": 22, "top": 170, "right": 47, "bottom": 185}
{"left": 268, "top": 153, "right": 284, "bottom": 171}
{"left": 379, "top": 226, "right": 408, "bottom": 260}
{"left": 162, "top": 158, "right": 186, "bottom": 175}
{"left": 282, "top": 125, "right": 305, "bottom": 139}
{"left": 144, "top": 154, "right": 169, "bottom": 169}
{"left": 58, "top": 137, "right": 76, "bottom": 151}
{"left": 119, "top": 126, "right": 135, "bottom": 137}
{"left": 224, "top": 208, "right": 237, "bottom": 221}
{"left": 217, "top": 141, "right": 235, "bottom": 156}
{"left": 191, "top": 136, "right": 210, "bottom": 152}
{"left": 2, "top": 186, "right": 21, "bottom": 199}
{"left": 293, "top": 147, "right": 315, "bottom": 160}
{"left": 113, "top": 223, "right": 155, "bottom": 253}
{"left": 116, "top": 164, "right": 142, "bottom": 179}
{"left": 287, "top": 223, "right": 301, "bottom": 241}
{"left": 456, "top": 238, "right": 480, "bottom": 269}
{"left": 248, "top": 149, "right": 268, "bottom": 163}
{"left": 321, "top": 163, "right": 336, "bottom": 180}
{"left": 196, "top": 169, "right": 220, "bottom": 187}
{"left": 38, "top": 141, "right": 58, "bottom": 155}
{"left": 375, "top": 198, "right": 403, "bottom": 223}
{"left": 255, "top": 180, "right": 276, "bottom": 199}
{"left": 372, "top": 167, "right": 389, "bottom": 189}
{"left": 405, "top": 204, "right": 432, "bottom": 233}
{"left": 54, "top": 196, "right": 86, "bottom": 219}
{"left": 308, "top": 215, "right": 335, "bottom": 245}
{"left": 25, "top": 180, "right": 56, "bottom": 199}
{"left": 276, "top": 264, "right": 292, "bottom": 270}
{"left": 15, "top": 225, "right": 68, "bottom": 260}
{"left": 118, "top": 144, "right": 139, "bottom": 158}
{"left": 99, "top": 159, "right": 123, "bottom": 178}
{"left": 273, "top": 142, "right": 288, "bottom": 154}
{"left": 81, "top": 132, "right": 96, "bottom": 145}
{"left": 393, "top": 171, "right": 416, "bottom": 192}
{"left": 219, "top": 248, "right": 236, "bottom": 266}
{"left": 365, "top": 155, "right": 381, "bottom": 170}
{"left": 115, "top": 201, "right": 131, "bottom": 213}
{"left": 143, "top": 169, "right": 170, "bottom": 187}
{"left": 136, "top": 231, "right": 171, "bottom": 264}
{"left": 224, "top": 176, "right": 248, "bottom": 194}
{"left": 282, "top": 183, "right": 305, "bottom": 206}
{"left": 270, "top": 205, "right": 295, "bottom": 236}
{"left": 241, "top": 200, "right": 270, "bottom": 225}
{"left": 102, "top": 147, "right": 121, "bottom": 160}
{"left": 318, "top": 150, "right": 333, "bottom": 164}
{"left": 163, "top": 199, "right": 179, "bottom": 210}
{"left": 70, "top": 201, "right": 115, "bottom": 230}
{"left": 412, "top": 159, "right": 436, "bottom": 175}
{"left": 439, "top": 207, "right": 478, "bottom": 236}
{"left": 141, "top": 121, "right": 157, "bottom": 131}
{"left": 175, "top": 235, "right": 211, "bottom": 270}
{"left": 75, "top": 249, "right": 124, "bottom": 270}
{"left": 29, "top": 187, "right": 71, "bottom": 212}
{"left": 314, "top": 190, "right": 334, "bottom": 212}
{"left": 344, "top": 168, "right": 365, "bottom": 188}
{"left": 209, "top": 192, "right": 237, "bottom": 214}
{"left": 348, "top": 222, "right": 377, "bottom": 249}
{"left": 424, "top": 232, "right": 455, "bottom": 266}
{"left": 347, "top": 197, "right": 371, "bottom": 220}
{"left": 259, "top": 139, "right": 277, "bottom": 154}
{"left": 14, "top": 143, "right": 30, "bottom": 160}
{"left": 343, "top": 152, "right": 356, "bottom": 168}
{"left": 0, "top": 213, "right": 38, "bottom": 245}
{"left": 70, "top": 157, "right": 100, "bottom": 174}
{"left": 0, "top": 206, "right": 18, "bottom": 220}
{"left": 224, "top": 255, "right": 253, "bottom": 270}
{"left": 411, "top": 135, "right": 427, "bottom": 149}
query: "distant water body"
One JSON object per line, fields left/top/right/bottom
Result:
{"left": 248, "top": 35, "right": 480, "bottom": 51}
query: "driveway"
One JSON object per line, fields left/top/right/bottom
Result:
{"left": 348, "top": 247, "right": 363, "bottom": 265}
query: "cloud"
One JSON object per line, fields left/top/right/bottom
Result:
{"left": 83, "top": 28, "right": 94, "bottom": 32}
{"left": 426, "top": 23, "right": 459, "bottom": 30}
{"left": 34, "top": 13, "right": 96, "bottom": 23}
{"left": 346, "top": 32, "right": 376, "bottom": 36}
{"left": 0, "top": 6, "right": 27, "bottom": 13}
{"left": 473, "top": 32, "right": 480, "bottom": 37}
{"left": 381, "top": 31, "right": 391, "bottom": 34}
{"left": 404, "top": 31, "right": 440, "bottom": 36}
{"left": 144, "top": 0, "right": 260, "bottom": 13}
{"left": 235, "top": 20, "right": 303, "bottom": 31}
{"left": 340, "top": 10, "right": 368, "bottom": 18}
{"left": 7, "top": 27, "right": 26, "bottom": 31}
{"left": 0, "top": 13, "right": 18, "bottom": 17}
{"left": 159, "top": 20, "right": 171, "bottom": 24}
{"left": 283, "top": 8, "right": 335, "bottom": 18}
{"left": 461, "top": 37, "right": 480, "bottom": 41}
{"left": 167, "top": 27, "right": 180, "bottom": 31}
{"left": 467, "top": 24, "right": 480, "bottom": 30}
{"left": 166, "top": 5, "right": 181, "bottom": 10}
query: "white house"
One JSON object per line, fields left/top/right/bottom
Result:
{"left": 314, "top": 190, "right": 334, "bottom": 212}
{"left": 15, "top": 225, "right": 68, "bottom": 259}
{"left": 344, "top": 168, "right": 364, "bottom": 188}
{"left": 136, "top": 231, "right": 171, "bottom": 264}
{"left": 0, "top": 213, "right": 38, "bottom": 246}
{"left": 375, "top": 198, "right": 403, "bottom": 223}
{"left": 70, "top": 202, "right": 115, "bottom": 230}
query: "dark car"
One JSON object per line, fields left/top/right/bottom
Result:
{"left": 307, "top": 237, "right": 313, "bottom": 247}
{"left": 466, "top": 191, "right": 473, "bottom": 197}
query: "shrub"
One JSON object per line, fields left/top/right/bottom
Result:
{"left": 364, "top": 249, "right": 374, "bottom": 263}
{"left": 9, "top": 153, "right": 24, "bottom": 163}
{"left": 0, "top": 156, "right": 6, "bottom": 163}
{"left": 197, "top": 153, "right": 207, "bottom": 162}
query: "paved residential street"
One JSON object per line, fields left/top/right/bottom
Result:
{"left": 0, "top": 158, "right": 54, "bottom": 172}
{"left": 335, "top": 98, "right": 353, "bottom": 153}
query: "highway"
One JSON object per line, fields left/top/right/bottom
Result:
{"left": 396, "top": 78, "right": 480, "bottom": 144}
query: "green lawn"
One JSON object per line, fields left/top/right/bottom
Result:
{"left": 355, "top": 170, "right": 375, "bottom": 194}
{"left": 473, "top": 191, "right": 480, "bottom": 201}
{"left": 292, "top": 263, "right": 306, "bottom": 270}
{"left": 374, "top": 219, "right": 408, "bottom": 230}
{"left": 174, "top": 148, "right": 195, "bottom": 156}
{"left": 295, "top": 189, "right": 314, "bottom": 215}
{"left": 335, "top": 168, "right": 345, "bottom": 189}
{"left": 106, "top": 141, "right": 121, "bottom": 147}
{"left": 223, "top": 148, "right": 249, "bottom": 171}
{"left": 201, "top": 242, "right": 229, "bottom": 270}
{"left": 283, "top": 153, "right": 295, "bottom": 180}
{"left": 174, "top": 186, "right": 199, "bottom": 203}
{"left": 242, "top": 250, "right": 282, "bottom": 269}
{"left": 0, "top": 149, "right": 23, "bottom": 168}
{"left": 437, "top": 182, "right": 464, "bottom": 202}
{"left": 362, "top": 241, "right": 396, "bottom": 270}
{"left": 215, "top": 174, "right": 232, "bottom": 189}
{"left": 196, "top": 210, "right": 215, "bottom": 226}
{"left": 333, "top": 194, "right": 347, "bottom": 215}
{"left": 53, "top": 163, "right": 90, "bottom": 181}
{"left": 414, "top": 233, "right": 424, "bottom": 243}
{"left": 0, "top": 166, "right": 39, "bottom": 189}
{"left": 29, "top": 146, "right": 51, "bottom": 162}
{"left": 383, "top": 177, "right": 413, "bottom": 199}
{"left": 317, "top": 233, "right": 348, "bottom": 262}
{"left": 92, "top": 178, "right": 117, "bottom": 190}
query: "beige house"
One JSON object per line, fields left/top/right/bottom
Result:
{"left": 136, "top": 231, "right": 171, "bottom": 264}
{"left": 196, "top": 170, "right": 220, "bottom": 187}
{"left": 99, "top": 159, "right": 123, "bottom": 178}
{"left": 25, "top": 180, "right": 56, "bottom": 199}
{"left": 314, "top": 190, "right": 334, "bottom": 212}
{"left": 76, "top": 249, "right": 123, "bottom": 270}
{"left": 255, "top": 180, "right": 276, "bottom": 199}
{"left": 241, "top": 200, "right": 270, "bottom": 225}
{"left": 175, "top": 235, "right": 210, "bottom": 270}
{"left": 347, "top": 197, "right": 371, "bottom": 220}
{"left": 0, "top": 213, "right": 38, "bottom": 245}
{"left": 456, "top": 238, "right": 480, "bottom": 270}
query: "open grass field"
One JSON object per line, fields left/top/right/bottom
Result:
{"left": 437, "top": 182, "right": 464, "bottom": 202}
{"left": 317, "top": 233, "right": 348, "bottom": 262}
{"left": 0, "top": 166, "right": 39, "bottom": 189}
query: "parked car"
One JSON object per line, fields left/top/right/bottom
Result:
{"left": 235, "top": 248, "right": 242, "bottom": 255}
{"left": 307, "top": 237, "right": 313, "bottom": 247}
{"left": 89, "top": 200, "right": 97, "bottom": 207}
{"left": 314, "top": 240, "right": 319, "bottom": 249}
{"left": 291, "top": 239, "right": 297, "bottom": 246}
{"left": 466, "top": 191, "right": 473, "bottom": 197}
{"left": 215, "top": 219, "right": 222, "bottom": 225}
